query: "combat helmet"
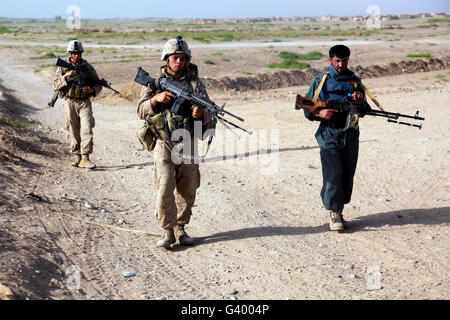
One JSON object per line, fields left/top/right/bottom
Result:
{"left": 161, "top": 35, "right": 191, "bottom": 61}
{"left": 67, "top": 40, "right": 84, "bottom": 54}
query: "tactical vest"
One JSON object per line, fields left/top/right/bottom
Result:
{"left": 314, "top": 67, "right": 363, "bottom": 129}
{"left": 59, "top": 60, "right": 95, "bottom": 100}
{"left": 137, "top": 66, "right": 203, "bottom": 152}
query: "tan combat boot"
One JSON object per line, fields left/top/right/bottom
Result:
{"left": 78, "top": 155, "right": 96, "bottom": 169}
{"left": 71, "top": 154, "right": 81, "bottom": 167}
{"left": 329, "top": 209, "right": 345, "bottom": 231}
{"left": 175, "top": 225, "right": 195, "bottom": 246}
{"left": 156, "top": 228, "right": 176, "bottom": 249}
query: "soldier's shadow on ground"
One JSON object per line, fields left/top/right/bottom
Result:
{"left": 344, "top": 206, "right": 450, "bottom": 234}
{"left": 93, "top": 161, "right": 154, "bottom": 171}
{"left": 199, "top": 139, "right": 376, "bottom": 164}
{"left": 200, "top": 146, "right": 319, "bottom": 163}
{"left": 193, "top": 207, "right": 450, "bottom": 246}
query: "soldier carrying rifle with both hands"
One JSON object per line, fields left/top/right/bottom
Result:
{"left": 52, "top": 40, "right": 102, "bottom": 169}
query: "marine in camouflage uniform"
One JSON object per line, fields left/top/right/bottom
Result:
{"left": 137, "top": 36, "right": 212, "bottom": 249}
{"left": 52, "top": 40, "right": 102, "bottom": 169}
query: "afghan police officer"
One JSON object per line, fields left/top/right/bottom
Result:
{"left": 137, "top": 36, "right": 212, "bottom": 249}
{"left": 52, "top": 40, "right": 102, "bottom": 169}
{"left": 303, "top": 45, "right": 371, "bottom": 231}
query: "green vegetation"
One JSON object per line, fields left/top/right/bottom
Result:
{"left": 33, "top": 63, "right": 55, "bottom": 73}
{"left": 268, "top": 60, "right": 310, "bottom": 69}
{"left": 61, "top": 25, "right": 394, "bottom": 43}
{"left": 0, "top": 116, "right": 28, "bottom": 128}
{"left": 427, "top": 18, "right": 450, "bottom": 23}
{"left": 204, "top": 59, "right": 214, "bottom": 65}
{"left": 30, "top": 52, "right": 57, "bottom": 60}
{"left": 240, "top": 71, "right": 253, "bottom": 75}
{"left": 218, "top": 32, "right": 235, "bottom": 41}
{"left": 118, "top": 54, "right": 143, "bottom": 58}
{"left": 0, "top": 25, "right": 13, "bottom": 34}
{"left": 268, "top": 50, "right": 324, "bottom": 69}
{"left": 435, "top": 74, "right": 448, "bottom": 82}
{"left": 192, "top": 36, "right": 210, "bottom": 43}
{"left": 279, "top": 50, "right": 325, "bottom": 61}
{"left": 278, "top": 51, "right": 300, "bottom": 60}
{"left": 211, "top": 51, "right": 225, "bottom": 56}
{"left": 407, "top": 53, "right": 433, "bottom": 58}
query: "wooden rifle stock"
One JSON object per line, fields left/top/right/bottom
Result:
{"left": 295, "top": 94, "right": 424, "bottom": 130}
{"left": 295, "top": 95, "right": 327, "bottom": 113}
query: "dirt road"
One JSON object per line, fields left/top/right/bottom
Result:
{"left": 0, "top": 57, "right": 449, "bottom": 301}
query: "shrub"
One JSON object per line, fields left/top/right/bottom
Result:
{"left": 192, "top": 36, "right": 210, "bottom": 43}
{"left": 279, "top": 50, "right": 324, "bottom": 61}
{"left": 268, "top": 59, "right": 310, "bottom": 69}
{"left": 30, "top": 52, "right": 57, "bottom": 60}
{"left": 427, "top": 18, "right": 450, "bottom": 23}
{"left": 407, "top": 53, "right": 432, "bottom": 58}
{"left": 0, "top": 116, "right": 27, "bottom": 128}
{"left": 0, "top": 26, "right": 12, "bottom": 34}
{"left": 279, "top": 51, "right": 300, "bottom": 60}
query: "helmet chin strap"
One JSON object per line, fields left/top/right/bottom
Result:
{"left": 166, "top": 58, "right": 189, "bottom": 75}
{"left": 167, "top": 63, "right": 183, "bottom": 74}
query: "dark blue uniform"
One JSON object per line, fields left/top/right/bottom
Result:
{"left": 304, "top": 65, "right": 371, "bottom": 211}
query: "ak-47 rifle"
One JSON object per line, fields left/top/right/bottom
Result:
{"left": 134, "top": 66, "right": 251, "bottom": 138}
{"left": 295, "top": 94, "right": 425, "bottom": 130}
{"left": 48, "top": 58, "right": 121, "bottom": 107}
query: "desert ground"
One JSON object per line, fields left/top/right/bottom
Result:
{"left": 0, "top": 16, "right": 449, "bottom": 301}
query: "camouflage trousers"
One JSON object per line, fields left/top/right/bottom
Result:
{"left": 65, "top": 98, "right": 95, "bottom": 155}
{"left": 153, "top": 140, "right": 200, "bottom": 230}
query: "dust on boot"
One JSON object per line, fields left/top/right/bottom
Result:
{"left": 175, "top": 225, "right": 195, "bottom": 246}
{"left": 329, "top": 209, "right": 346, "bottom": 231}
{"left": 156, "top": 228, "right": 176, "bottom": 249}
{"left": 78, "top": 154, "right": 96, "bottom": 169}
{"left": 71, "top": 154, "right": 81, "bottom": 167}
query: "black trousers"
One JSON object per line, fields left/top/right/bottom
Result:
{"left": 318, "top": 129, "right": 359, "bottom": 211}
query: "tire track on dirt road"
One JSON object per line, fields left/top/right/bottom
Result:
{"left": 0, "top": 60, "right": 222, "bottom": 299}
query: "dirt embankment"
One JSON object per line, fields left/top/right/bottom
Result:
{"left": 97, "top": 56, "right": 450, "bottom": 106}
{"left": 0, "top": 84, "right": 68, "bottom": 300}
{"left": 0, "top": 84, "right": 38, "bottom": 163}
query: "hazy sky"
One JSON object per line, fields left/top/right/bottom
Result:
{"left": 0, "top": 0, "right": 448, "bottom": 19}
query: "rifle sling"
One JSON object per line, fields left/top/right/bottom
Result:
{"left": 312, "top": 72, "right": 384, "bottom": 112}
{"left": 356, "top": 81, "right": 384, "bottom": 111}
{"left": 312, "top": 72, "right": 329, "bottom": 103}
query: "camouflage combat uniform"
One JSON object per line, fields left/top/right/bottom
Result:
{"left": 52, "top": 59, "right": 102, "bottom": 156}
{"left": 137, "top": 65, "right": 211, "bottom": 231}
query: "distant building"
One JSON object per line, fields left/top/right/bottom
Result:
{"left": 431, "top": 12, "right": 448, "bottom": 17}
{"left": 399, "top": 14, "right": 416, "bottom": 19}
{"left": 349, "top": 16, "right": 366, "bottom": 22}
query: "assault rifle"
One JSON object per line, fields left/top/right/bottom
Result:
{"left": 48, "top": 58, "right": 120, "bottom": 107}
{"left": 134, "top": 67, "right": 251, "bottom": 138}
{"left": 295, "top": 95, "right": 425, "bottom": 130}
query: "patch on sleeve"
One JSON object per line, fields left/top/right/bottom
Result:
{"left": 348, "top": 81, "right": 358, "bottom": 88}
